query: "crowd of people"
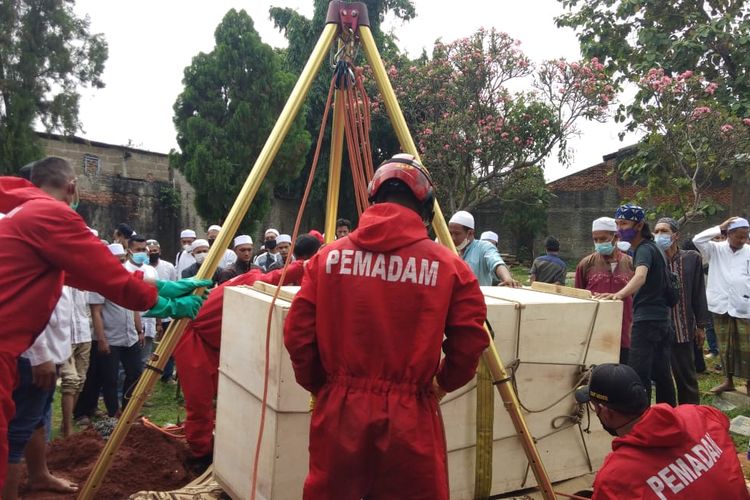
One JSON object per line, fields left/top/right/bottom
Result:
{"left": 1, "top": 153, "right": 749, "bottom": 498}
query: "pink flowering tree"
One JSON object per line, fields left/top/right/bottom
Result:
{"left": 622, "top": 68, "right": 750, "bottom": 223}
{"left": 385, "top": 28, "right": 615, "bottom": 212}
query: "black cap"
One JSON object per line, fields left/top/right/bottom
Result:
{"left": 116, "top": 223, "right": 134, "bottom": 238}
{"left": 575, "top": 363, "right": 649, "bottom": 414}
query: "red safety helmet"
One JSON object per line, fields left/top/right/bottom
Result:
{"left": 367, "top": 153, "right": 435, "bottom": 223}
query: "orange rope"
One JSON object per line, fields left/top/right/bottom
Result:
{"left": 249, "top": 74, "right": 338, "bottom": 500}
{"left": 140, "top": 416, "right": 186, "bottom": 440}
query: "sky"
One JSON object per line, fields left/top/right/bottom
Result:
{"left": 71, "top": 0, "right": 636, "bottom": 182}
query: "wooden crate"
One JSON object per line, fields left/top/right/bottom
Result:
{"left": 214, "top": 285, "right": 622, "bottom": 499}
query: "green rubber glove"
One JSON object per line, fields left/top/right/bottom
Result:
{"left": 155, "top": 279, "right": 213, "bottom": 299}
{"left": 145, "top": 295, "right": 205, "bottom": 319}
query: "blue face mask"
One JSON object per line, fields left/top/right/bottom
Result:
{"left": 655, "top": 234, "right": 672, "bottom": 250}
{"left": 594, "top": 241, "right": 615, "bottom": 255}
{"left": 131, "top": 252, "right": 149, "bottom": 265}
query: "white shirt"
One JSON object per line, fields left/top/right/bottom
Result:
{"left": 693, "top": 225, "right": 750, "bottom": 318}
{"left": 175, "top": 249, "right": 195, "bottom": 278}
{"left": 70, "top": 287, "right": 92, "bottom": 344}
{"left": 125, "top": 261, "right": 158, "bottom": 338}
{"left": 23, "top": 287, "right": 73, "bottom": 365}
{"left": 152, "top": 259, "right": 177, "bottom": 323}
{"left": 221, "top": 248, "right": 237, "bottom": 268}
{"left": 153, "top": 259, "right": 177, "bottom": 282}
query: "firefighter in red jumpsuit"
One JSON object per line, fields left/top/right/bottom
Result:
{"left": 576, "top": 363, "right": 750, "bottom": 499}
{"left": 174, "top": 234, "right": 321, "bottom": 469}
{"left": 284, "top": 154, "right": 489, "bottom": 499}
{"left": 0, "top": 157, "right": 209, "bottom": 488}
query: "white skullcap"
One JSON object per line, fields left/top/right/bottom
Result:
{"left": 208, "top": 224, "right": 222, "bottom": 233}
{"left": 277, "top": 234, "right": 292, "bottom": 244}
{"left": 592, "top": 217, "right": 617, "bottom": 232}
{"left": 449, "top": 211, "right": 475, "bottom": 229}
{"left": 190, "top": 239, "right": 210, "bottom": 252}
{"left": 234, "top": 235, "right": 253, "bottom": 247}
{"left": 108, "top": 243, "right": 126, "bottom": 256}
{"left": 265, "top": 228, "right": 280, "bottom": 238}
{"left": 728, "top": 218, "right": 750, "bottom": 231}
{"left": 180, "top": 229, "right": 196, "bottom": 239}
{"left": 88, "top": 227, "right": 99, "bottom": 237}
{"left": 480, "top": 231, "right": 498, "bottom": 243}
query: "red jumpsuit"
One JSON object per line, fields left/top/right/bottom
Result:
{"left": 173, "top": 261, "right": 306, "bottom": 457}
{"left": 284, "top": 202, "right": 488, "bottom": 500}
{"left": 0, "top": 177, "right": 157, "bottom": 488}
{"left": 593, "top": 404, "right": 750, "bottom": 499}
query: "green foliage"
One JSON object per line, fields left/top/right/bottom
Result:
{"left": 496, "top": 166, "right": 552, "bottom": 259}
{"left": 391, "top": 28, "right": 615, "bottom": 213}
{"left": 620, "top": 69, "right": 750, "bottom": 222}
{"left": 556, "top": 0, "right": 750, "bottom": 116}
{"left": 0, "top": 0, "right": 108, "bottom": 173}
{"left": 158, "top": 185, "right": 181, "bottom": 212}
{"left": 172, "top": 9, "right": 312, "bottom": 231}
{"left": 268, "top": 0, "right": 415, "bottom": 227}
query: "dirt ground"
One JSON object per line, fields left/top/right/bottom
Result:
{"left": 19, "top": 423, "right": 196, "bottom": 499}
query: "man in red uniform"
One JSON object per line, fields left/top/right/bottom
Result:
{"left": 576, "top": 363, "right": 750, "bottom": 499}
{"left": 174, "top": 234, "right": 321, "bottom": 469}
{"left": 284, "top": 154, "right": 489, "bottom": 500}
{"left": 0, "top": 157, "right": 209, "bottom": 488}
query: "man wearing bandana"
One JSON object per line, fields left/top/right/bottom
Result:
{"left": 594, "top": 205, "right": 676, "bottom": 407}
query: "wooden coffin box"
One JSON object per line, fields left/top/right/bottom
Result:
{"left": 214, "top": 285, "right": 622, "bottom": 499}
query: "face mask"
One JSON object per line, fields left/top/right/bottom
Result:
{"left": 207, "top": 238, "right": 215, "bottom": 247}
{"left": 265, "top": 239, "right": 277, "bottom": 250}
{"left": 601, "top": 422, "right": 620, "bottom": 437}
{"left": 182, "top": 244, "right": 191, "bottom": 251}
{"left": 594, "top": 241, "right": 614, "bottom": 255}
{"left": 455, "top": 238, "right": 469, "bottom": 251}
{"left": 617, "top": 227, "right": 639, "bottom": 243}
{"left": 131, "top": 252, "right": 149, "bottom": 265}
{"left": 70, "top": 201, "right": 79, "bottom": 211}
{"left": 617, "top": 241, "right": 631, "bottom": 252}
{"left": 655, "top": 234, "right": 672, "bottom": 250}
{"left": 194, "top": 253, "right": 207, "bottom": 264}
{"left": 148, "top": 253, "right": 160, "bottom": 265}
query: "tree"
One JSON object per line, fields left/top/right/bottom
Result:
{"left": 556, "top": 0, "right": 750, "bottom": 116}
{"left": 620, "top": 68, "right": 750, "bottom": 222}
{"left": 268, "top": 0, "right": 415, "bottom": 227}
{"left": 0, "top": 0, "right": 108, "bottom": 173}
{"left": 496, "top": 166, "right": 551, "bottom": 260}
{"left": 390, "top": 28, "right": 615, "bottom": 213}
{"left": 172, "top": 9, "right": 312, "bottom": 231}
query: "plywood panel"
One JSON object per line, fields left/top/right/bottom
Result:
{"left": 215, "top": 285, "right": 622, "bottom": 499}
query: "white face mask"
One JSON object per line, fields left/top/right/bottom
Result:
{"left": 617, "top": 241, "right": 631, "bottom": 252}
{"left": 455, "top": 238, "right": 469, "bottom": 251}
{"left": 183, "top": 244, "right": 191, "bottom": 252}
{"left": 194, "top": 252, "right": 207, "bottom": 264}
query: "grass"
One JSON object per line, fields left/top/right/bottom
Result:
{"left": 49, "top": 379, "right": 185, "bottom": 440}
{"left": 698, "top": 370, "right": 750, "bottom": 453}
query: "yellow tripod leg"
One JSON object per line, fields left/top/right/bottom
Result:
{"left": 77, "top": 23, "right": 339, "bottom": 500}
{"left": 359, "top": 25, "right": 556, "bottom": 500}
{"left": 324, "top": 89, "right": 346, "bottom": 244}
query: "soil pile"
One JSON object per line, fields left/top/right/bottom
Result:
{"left": 21, "top": 423, "right": 196, "bottom": 499}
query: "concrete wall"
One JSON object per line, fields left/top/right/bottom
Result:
{"left": 40, "top": 133, "right": 205, "bottom": 261}
{"left": 545, "top": 150, "right": 743, "bottom": 266}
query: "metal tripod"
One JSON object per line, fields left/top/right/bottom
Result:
{"left": 78, "top": 2, "right": 555, "bottom": 498}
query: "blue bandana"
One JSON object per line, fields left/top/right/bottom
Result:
{"left": 615, "top": 204, "right": 645, "bottom": 222}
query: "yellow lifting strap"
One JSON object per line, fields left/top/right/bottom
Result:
{"left": 474, "top": 358, "right": 494, "bottom": 498}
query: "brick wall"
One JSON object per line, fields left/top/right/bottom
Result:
{"left": 546, "top": 148, "right": 740, "bottom": 264}
{"left": 39, "top": 133, "right": 205, "bottom": 260}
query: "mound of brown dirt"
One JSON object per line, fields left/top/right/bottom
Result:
{"left": 20, "top": 423, "right": 196, "bottom": 499}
